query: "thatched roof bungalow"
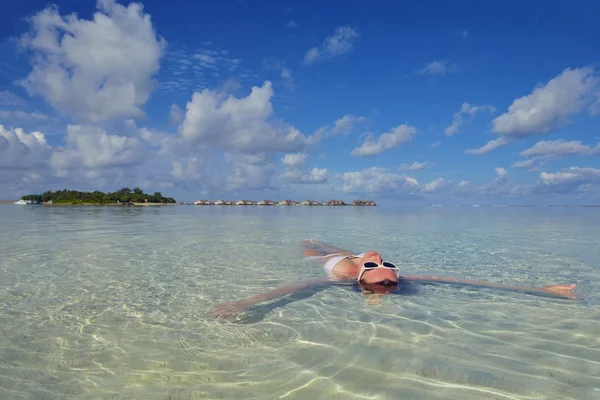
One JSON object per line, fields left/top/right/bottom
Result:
{"left": 278, "top": 200, "right": 297, "bottom": 206}
{"left": 323, "top": 199, "right": 346, "bottom": 206}
{"left": 300, "top": 200, "right": 321, "bottom": 206}
{"left": 352, "top": 200, "right": 376, "bottom": 206}
{"left": 194, "top": 199, "right": 214, "bottom": 205}
{"left": 235, "top": 200, "right": 256, "bottom": 205}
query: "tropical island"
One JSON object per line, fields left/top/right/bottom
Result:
{"left": 19, "top": 188, "right": 176, "bottom": 205}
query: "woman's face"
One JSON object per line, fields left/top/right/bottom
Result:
{"left": 359, "top": 251, "right": 399, "bottom": 284}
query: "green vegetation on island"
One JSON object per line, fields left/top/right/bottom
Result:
{"left": 21, "top": 188, "right": 176, "bottom": 205}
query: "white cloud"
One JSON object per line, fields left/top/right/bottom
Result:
{"left": 536, "top": 167, "right": 600, "bottom": 194}
{"left": 179, "top": 81, "right": 309, "bottom": 154}
{"left": 465, "top": 137, "right": 509, "bottom": 155}
{"left": 280, "top": 68, "right": 294, "bottom": 88}
{"left": 521, "top": 139, "right": 596, "bottom": 158}
{"left": 0, "top": 91, "right": 26, "bottom": 107}
{"left": 495, "top": 167, "right": 508, "bottom": 183}
{"left": 225, "top": 152, "right": 276, "bottom": 191}
{"left": 309, "top": 114, "right": 365, "bottom": 143}
{"left": 281, "top": 153, "right": 307, "bottom": 169}
{"left": 286, "top": 20, "right": 298, "bottom": 29}
{"left": 303, "top": 25, "right": 359, "bottom": 65}
{"left": 193, "top": 53, "right": 218, "bottom": 68}
{"left": 512, "top": 158, "right": 538, "bottom": 169}
{"left": 0, "top": 110, "right": 52, "bottom": 120}
{"left": 351, "top": 124, "right": 417, "bottom": 156}
{"left": 0, "top": 125, "right": 52, "bottom": 170}
{"left": 50, "top": 124, "right": 145, "bottom": 172}
{"left": 418, "top": 60, "right": 458, "bottom": 76}
{"left": 263, "top": 58, "right": 294, "bottom": 89}
{"left": 168, "top": 104, "right": 184, "bottom": 124}
{"left": 340, "top": 167, "right": 419, "bottom": 193}
{"left": 18, "top": 0, "right": 167, "bottom": 123}
{"left": 399, "top": 161, "right": 429, "bottom": 171}
{"left": 280, "top": 153, "right": 327, "bottom": 184}
{"left": 492, "top": 67, "right": 599, "bottom": 137}
{"left": 444, "top": 102, "right": 495, "bottom": 136}
{"left": 303, "top": 48, "right": 320, "bottom": 65}
{"left": 513, "top": 139, "right": 599, "bottom": 170}
{"left": 331, "top": 114, "right": 365, "bottom": 135}
{"left": 420, "top": 177, "right": 452, "bottom": 193}
{"left": 281, "top": 167, "right": 327, "bottom": 184}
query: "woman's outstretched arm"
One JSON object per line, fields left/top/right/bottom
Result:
{"left": 401, "top": 274, "right": 577, "bottom": 299}
{"left": 302, "top": 238, "right": 355, "bottom": 257}
{"left": 210, "top": 278, "right": 339, "bottom": 319}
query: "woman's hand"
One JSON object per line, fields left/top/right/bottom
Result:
{"left": 542, "top": 284, "right": 577, "bottom": 299}
{"left": 210, "top": 299, "right": 254, "bottom": 320}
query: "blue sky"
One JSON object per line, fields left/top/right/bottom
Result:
{"left": 1, "top": 0, "right": 599, "bottom": 204}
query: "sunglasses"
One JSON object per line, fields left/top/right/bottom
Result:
{"left": 357, "top": 261, "right": 400, "bottom": 282}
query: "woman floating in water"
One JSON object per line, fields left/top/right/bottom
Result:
{"left": 210, "top": 239, "right": 577, "bottom": 319}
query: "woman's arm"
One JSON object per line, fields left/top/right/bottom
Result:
{"left": 210, "top": 278, "right": 335, "bottom": 319}
{"left": 302, "top": 238, "right": 355, "bottom": 257}
{"left": 401, "top": 274, "right": 577, "bottom": 299}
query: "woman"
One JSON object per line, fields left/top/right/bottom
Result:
{"left": 210, "top": 239, "right": 577, "bottom": 319}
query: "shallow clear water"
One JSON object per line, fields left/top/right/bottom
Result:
{"left": 1, "top": 204, "right": 599, "bottom": 400}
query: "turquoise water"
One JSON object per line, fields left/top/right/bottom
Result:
{"left": 0, "top": 204, "right": 599, "bottom": 399}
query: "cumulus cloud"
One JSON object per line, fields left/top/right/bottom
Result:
{"left": 281, "top": 167, "right": 328, "bottom": 184}
{"left": 399, "top": 161, "right": 429, "bottom": 171}
{"left": 465, "top": 137, "right": 509, "bottom": 155}
{"left": 225, "top": 153, "right": 277, "bottom": 191}
{"left": 309, "top": 114, "right": 365, "bottom": 143}
{"left": 280, "top": 153, "right": 327, "bottom": 184}
{"left": 18, "top": 0, "right": 167, "bottom": 123}
{"left": 168, "top": 104, "right": 184, "bottom": 124}
{"left": 495, "top": 167, "right": 508, "bottom": 183}
{"left": 417, "top": 60, "right": 458, "bottom": 76}
{"left": 286, "top": 20, "right": 298, "bottom": 29}
{"left": 339, "top": 167, "right": 419, "bottom": 193}
{"left": 179, "top": 81, "right": 309, "bottom": 154}
{"left": 50, "top": 125, "right": 145, "bottom": 172}
{"left": 420, "top": 177, "right": 452, "bottom": 194}
{"left": 533, "top": 167, "right": 600, "bottom": 195}
{"left": 521, "top": 139, "right": 597, "bottom": 158}
{"left": 513, "top": 139, "right": 599, "bottom": 169}
{"left": 331, "top": 114, "right": 365, "bottom": 135}
{"left": 492, "top": 67, "right": 599, "bottom": 137}
{"left": 303, "top": 25, "right": 359, "bottom": 65}
{"left": 351, "top": 124, "right": 417, "bottom": 156}
{"left": 0, "top": 125, "right": 52, "bottom": 170}
{"left": 281, "top": 153, "right": 307, "bottom": 169}
{"left": 445, "top": 102, "right": 495, "bottom": 136}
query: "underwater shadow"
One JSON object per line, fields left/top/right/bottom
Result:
{"left": 234, "top": 280, "right": 423, "bottom": 324}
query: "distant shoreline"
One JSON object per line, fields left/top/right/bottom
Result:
{"left": 3, "top": 200, "right": 600, "bottom": 207}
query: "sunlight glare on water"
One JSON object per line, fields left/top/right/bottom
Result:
{"left": 0, "top": 205, "right": 599, "bottom": 399}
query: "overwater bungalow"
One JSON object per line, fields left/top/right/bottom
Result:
{"left": 300, "top": 200, "right": 321, "bottom": 206}
{"left": 352, "top": 200, "right": 376, "bottom": 206}
{"left": 323, "top": 199, "right": 346, "bottom": 206}
{"left": 194, "top": 199, "right": 214, "bottom": 205}
{"left": 257, "top": 200, "right": 275, "bottom": 205}
{"left": 278, "top": 200, "right": 297, "bottom": 206}
{"left": 235, "top": 200, "right": 256, "bottom": 205}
